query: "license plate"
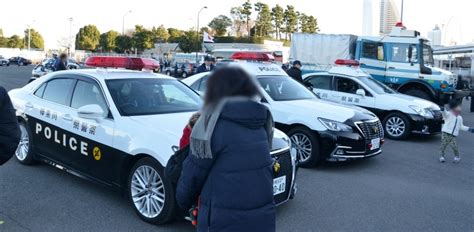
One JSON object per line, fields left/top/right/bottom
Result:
{"left": 371, "top": 138, "right": 380, "bottom": 150}
{"left": 273, "top": 176, "right": 286, "bottom": 196}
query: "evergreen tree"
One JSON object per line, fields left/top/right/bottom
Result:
{"left": 283, "top": 5, "right": 298, "bottom": 40}
{"left": 241, "top": 0, "right": 253, "bottom": 36}
{"left": 271, "top": 4, "right": 284, "bottom": 40}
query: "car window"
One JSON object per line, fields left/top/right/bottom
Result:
{"left": 106, "top": 78, "right": 201, "bottom": 116}
{"left": 336, "top": 77, "right": 370, "bottom": 96}
{"left": 198, "top": 76, "right": 209, "bottom": 92}
{"left": 71, "top": 80, "right": 108, "bottom": 115}
{"left": 34, "top": 83, "right": 46, "bottom": 98}
{"left": 42, "top": 79, "right": 75, "bottom": 105}
{"left": 358, "top": 76, "right": 396, "bottom": 94}
{"left": 362, "top": 41, "right": 384, "bottom": 60}
{"left": 258, "top": 76, "right": 316, "bottom": 101}
{"left": 190, "top": 78, "right": 202, "bottom": 91}
{"left": 162, "top": 84, "right": 198, "bottom": 105}
{"left": 390, "top": 43, "right": 418, "bottom": 63}
{"left": 308, "top": 75, "right": 332, "bottom": 90}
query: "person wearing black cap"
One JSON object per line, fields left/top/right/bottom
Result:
{"left": 286, "top": 60, "right": 303, "bottom": 84}
{"left": 196, "top": 56, "right": 215, "bottom": 73}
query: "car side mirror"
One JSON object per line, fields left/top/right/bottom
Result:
{"left": 77, "top": 104, "right": 105, "bottom": 121}
{"left": 356, "top": 89, "right": 366, "bottom": 96}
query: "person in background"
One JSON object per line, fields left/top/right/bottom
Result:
{"left": 51, "top": 53, "right": 59, "bottom": 71}
{"left": 286, "top": 60, "right": 303, "bottom": 84}
{"left": 0, "top": 86, "right": 21, "bottom": 165}
{"left": 176, "top": 66, "right": 276, "bottom": 232}
{"left": 196, "top": 56, "right": 214, "bottom": 73}
{"left": 159, "top": 58, "right": 164, "bottom": 73}
{"left": 55, "top": 53, "right": 68, "bottom": 71}
{"left": 439, "top": 99, "right": 474, "bottom": 163}
{"left": 211, "top": 57, "right": 216, "bottom": 67}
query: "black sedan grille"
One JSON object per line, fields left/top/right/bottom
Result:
{"left": 356, "top": 120, "right": 384, "bottom": 140}
{"left": 271, "top": 148, "right": 294, "bottom": 205}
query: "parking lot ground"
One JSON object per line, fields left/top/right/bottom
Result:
{"left": 0, "top": 66, "right": 473, "bottom": 231}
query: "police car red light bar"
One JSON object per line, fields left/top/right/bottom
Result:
{"left": 85, "top": 56, "right": 159, "bottom": 70}
{"left": 395, "top": 22, "right": 404, "bottom": 27}
{"left": 335, "top": 59, "right": 360, "bottom": 66}
{"left": 230, "top": 52, "right": 275, "bottom": 62}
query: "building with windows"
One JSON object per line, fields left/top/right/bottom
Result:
{"left": 379, "top": 0, "right": 400, "bottom": 35}
{"left": 428, "top": 25, "right": 442, "bottom": 47}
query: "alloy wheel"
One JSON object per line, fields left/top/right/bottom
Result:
{"left": 290, "top": 133, "right": 312, "bottom": 163}
{"left": 15, "top": 124, "right": 30, "bottom": 161}
{"left": 385, "top": 116, "right": 406, "bottom": 137}
{"left": 131, "top": 165, "right": 165, "bottom": 218}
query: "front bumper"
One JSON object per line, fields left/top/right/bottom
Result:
{"left": 271, "top": 147, "right": 297, "bottom": 206}
{"left": 319, "top": 126, "right": 383, "bottom": 162}
{"left": 408, "top": 113, "right": 443, "bottom": 135}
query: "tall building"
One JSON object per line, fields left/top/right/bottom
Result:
{"left": 427, "top": 25, "right": 442, "bottom": 46}
{"left": 379, "top": 0, "right": 400, "bottom": 35}
{"left": 362, "top": 0, "right": 374, "bottom": 35}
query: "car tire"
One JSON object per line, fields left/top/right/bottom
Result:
{"left": 181, "top": 72, "right": 188, "bottom": 78}
{"left": 15, "top": 121, "right": 36, "bottom": 165}
{"left": 383, "top": 112, "right": 411, "bottom": 140}
{"left": 404, "top": 89, "right": 432, "bottom": 101}
{"left": 128, "top": 157, "right": 177, "bottom": 224}
{"left": 165, "top": 71, "right": 171, "bottom": 76}
{"left": 288, "top": 126, "right": 321, "bottom": 168}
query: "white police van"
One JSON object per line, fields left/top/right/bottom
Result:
{"left": 303, "top": 60, "right": 443, "bottom": 140}
{"left": 9, "top": 56, "right": 296, "bottom": 224}
{"left": 183, "top": 61, "right": 384, "bottom": 167}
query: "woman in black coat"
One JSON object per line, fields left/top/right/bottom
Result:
{"left": 0, "top": 86, "right": 20, "bottom": 165}
{"left": 176, "top": 66, "right": 276, "bottom": 232}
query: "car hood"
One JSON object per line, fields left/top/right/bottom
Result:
{"left": 274, "top": 99, "right": 375, "bottom": 122}
{"left": 128, "top": 112, "right": 195, "bottom": 139}
{"left": 379, "top": 93, "right": 440, "bottom": 110}
{"left": 126, "top": 111, "right": 290, "bottom": 158}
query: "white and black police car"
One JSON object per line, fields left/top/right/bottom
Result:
{"left": 9, "top": 56, "right": 297, "bottom": 224}
{"left": 303, "top": 59, "right": 443, "bottom": 140}
{"left": 182, "top": 58, "right": 384, "bottom": 168}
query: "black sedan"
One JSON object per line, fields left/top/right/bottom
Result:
{"left": 7, "top": 57, "right": 32, "bottom": 66}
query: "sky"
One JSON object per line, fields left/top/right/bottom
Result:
{"left": 0, "top": 0, "right": 472, "bottom": 49}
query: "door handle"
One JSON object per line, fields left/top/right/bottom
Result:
{"left": 62, "top": 114, "right": 73, "bottom": 122}
{"left": 25, "top": 102, "right": 34, "bottom": 109}
{"left": 388, "top": 66, "right": 396, "bottom": 69}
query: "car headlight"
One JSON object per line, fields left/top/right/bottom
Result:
{"left": 318, "top": 118, "right": 353, "bottom": 132}
{"left": 409, "top": 105, "right": 434, "bottom": 118}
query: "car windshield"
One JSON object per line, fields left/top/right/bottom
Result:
{"left": 357, "top": 76, "right": 396, "bottom": 94}
{"left": 258, "top": 76, "right": 317, "bottom": 101}
{"left": 106, "top": 78, "right": 201, "bottom": 116}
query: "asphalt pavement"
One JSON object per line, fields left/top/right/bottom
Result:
{"left": 0, "top": 66, "right": 473, "bottom": 232}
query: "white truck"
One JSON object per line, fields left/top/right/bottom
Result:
{"left": 290, "top": 25, "right": 468, "bottom": 104}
